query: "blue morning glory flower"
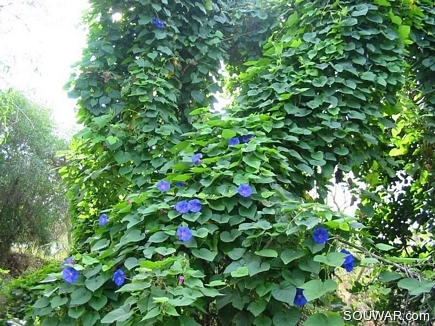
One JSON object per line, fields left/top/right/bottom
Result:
{"left": 177, "top": 226, "right": 193, "bottom": 242}
{"left": 62, "top": 267, "right": 79, "bottom": 284}
{"left": 341, "top": 249, "right": 355, "bottom": 272}
{"left": 157, "top": 180, "right": 171, "bottom": 192}
{"left": 113, "top": 269, "right": 125, "bottom": 286}
{"left": 192, "top": 153, "right": 202, "bottom": 164}
{"left": 241, "top": 134, "right": 254, "bottom": 143}
{"left": 294, "top": 288, "right": 307, "bottom": 307}
{"left": 237, "top": 184, "right": 253, "bottom": 197}
{"left": 175, "top": 201, "right": 189, "bottom": 214}
{"left": 188, "top": 199, "right": 202, "bottom": 213}
{"left": 312, "top": 227, "right": 329, "bottom": 244}
{"left": 99, "top": 213, "right": 108, "bottom": 226}
{"left": 63, "top": 256, "right": 74, "bottom": 267}
{"left": 175, "top": 181, "right": 185, "bottom": 187}
{"left": 228, "top": 137, "right": 240, "bottom": 145}
{"left": 152, "top": 17, "right": 165, "bottom": 29}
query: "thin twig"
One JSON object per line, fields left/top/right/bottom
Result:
{"left": 13, "top": 103, "right": 34, "bottom": 129}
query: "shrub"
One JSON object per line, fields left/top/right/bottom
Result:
{"left": 0, "top": 262, "right": 59, "bottom": 322}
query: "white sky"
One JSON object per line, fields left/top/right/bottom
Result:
{"left": 0, "top": 0, "right": 89, "bottom": 138}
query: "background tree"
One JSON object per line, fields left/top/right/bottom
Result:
{"left": 0, "top": 0, "right": 86, "bottom": 140}
{"left": 0, "top": 89, "right": 70, "bottom": 271}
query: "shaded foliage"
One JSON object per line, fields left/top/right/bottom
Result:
{"left": 0, "top": 89, "right": 69, "bottom": 264}
{"left": 0, "top": 261, "right": 59, "bottom": 323}
{"left": 358, "top": 0, "right": 435, "bottom": 254}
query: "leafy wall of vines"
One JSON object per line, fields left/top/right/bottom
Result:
{"left": 25, "top": 0, "right": 435, "bottom": 325}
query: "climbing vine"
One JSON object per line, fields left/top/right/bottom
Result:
{"left": 25, "top": 0, "right": 435, "bottom": 325}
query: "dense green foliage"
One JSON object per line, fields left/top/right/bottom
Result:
{"left": 0, "top": 262, "right": 59, "bottom": 323}
{"left": 61, "top": 0, "right": 235, "bottom": 248}
{"left": 24, "top": 0, "right": 435, "bottom": 325}
{"left": 233, "top": 0, "right": 407, "bottom": 198}
{"left": 351, "top": 1, "right": 435, "bottom": 316}
{"left": 0, "top": 89, "right": 69, "bottom": 263}
{"left": 360, "top": 1, "right": 435, "bottom": 252}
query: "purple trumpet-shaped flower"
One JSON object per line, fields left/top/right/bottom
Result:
{"left": 241, "top": 134, "right": 254, "bottom": 143}
{"left": 175, "top": 201, "right": 189, "bottom": 214}
{"left": 113, "top": 269, "right": 125, "bottom": 286}
{"left": 188, "top": 199, "right": 202, "bottom": 213}
{"left": 341, "top": 249, "right": 355, "bottom": 272}
{"left": 157, "top": 180, "right": 171, "bottom": 192}
{"left": 176, "top": 226, "right": 193, "bottom": 242}
{"left": 152, "top": 17, "right": 165, "bottom": 29}
{"left": 238, "top": 184, "right": 253, "bottom": 197}
{"left": 294, "top": 288, "right": 307, "bottom": 307}
{"left": 99, "top": 213, "right": 108, "bottom": 226}
{"left": 62, "top": 267, "right": 79, "bottom": 284}
{"left": 228, "top": 137, "right": 240, "bottom": 145}
{"left": 192, "top": 153, "right": 202, "bottom": 164}
{"left": 312, "top": 227, "right": 329, "bottom": 244}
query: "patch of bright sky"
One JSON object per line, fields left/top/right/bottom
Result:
{"left": 0, "top": 0, "right": 90, "bottom": 138}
